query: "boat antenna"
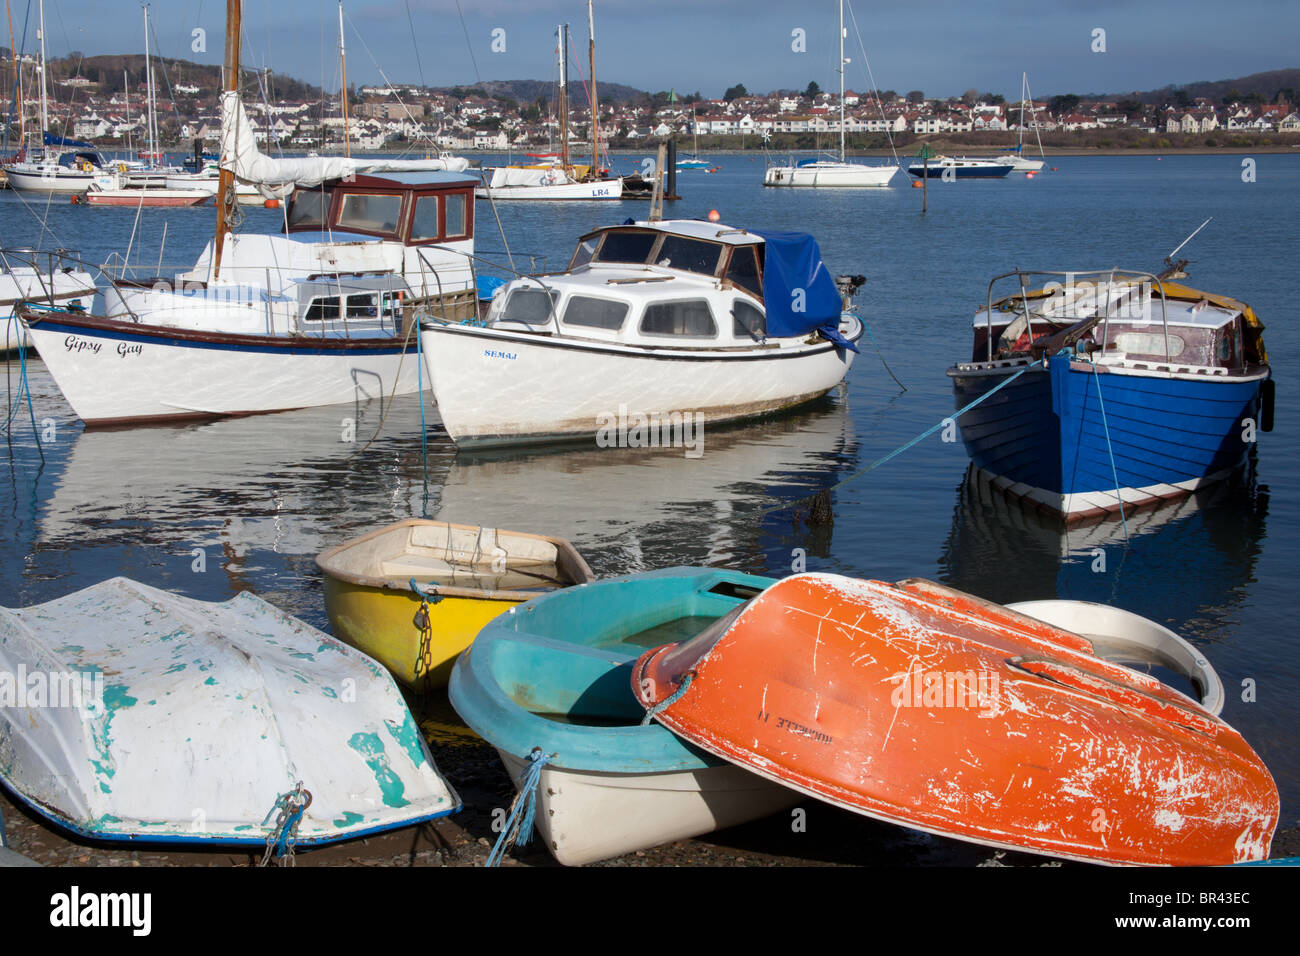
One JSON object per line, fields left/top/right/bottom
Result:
{"left": 1166, "top": 217, "right": 1212, "bottom": 265}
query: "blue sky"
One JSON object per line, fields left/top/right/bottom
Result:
{"left": 10, "top": 0, "right": 1299, "bottom": 100}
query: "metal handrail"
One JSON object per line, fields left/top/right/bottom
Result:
{"left": 983, "top": 268, "right": 1170, "bottom": 366}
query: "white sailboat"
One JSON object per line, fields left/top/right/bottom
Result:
{"left": 763, "top": 0, "right": 897, "bottom": 188}
{"left": 994, "top": 73, "right": 1046, "bottom": 173}
{"left": 477, "top": 11, "right": 623, "bottom": 201}
{"left": 17, "top": 0, "right": 480, "bottom": 426}
{"left": 3, "top": 0, "right": 111, "bottom": 194}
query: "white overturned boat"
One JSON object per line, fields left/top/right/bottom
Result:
{"left": 420, "top": 218, "right": 864, "bottom": 448}
{"left": 0, "top": 578, "right": 458, "bottom": 848}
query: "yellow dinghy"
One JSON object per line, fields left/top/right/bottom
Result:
{"left": 317, "top": 520, "right": 595, "bottom": 689}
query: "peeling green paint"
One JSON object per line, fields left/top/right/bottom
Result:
{"left": 287, "top": 651, "right": 315, "bottom": 661}
{"left": 347, "top": 732, "right": 409, "bottom": 808}
{"left": 385, "top": 713, "right": 428, "bottom": 770}
{"left": 164, "top": 663, "right": 187, "bottom": 674}
{"left": 333, "top": 811, "right": 364, "bottom": 828}
{"left": 322, "top": 687, "right": 338, "bottom": 699}
{"left": 204, "top": 677, "right": 217, "bottom": 686}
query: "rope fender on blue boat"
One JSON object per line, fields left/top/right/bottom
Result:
{"left": 485, "top": 748, "right": 555, "bottom": 867}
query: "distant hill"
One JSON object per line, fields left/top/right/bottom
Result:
{"left": 1087, "top": 68, "right": 1300, "bottom": 104}
{"left": 435, "top": 78, "right": 649, "bottom": 106}
{"left": 0, "top": 50, "right": 326, "bottom": 103}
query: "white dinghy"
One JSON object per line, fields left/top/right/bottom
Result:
{"left": 0, "top": 578, "right": 458, "bottom": 849}
{"left": 421, "top": 219, "right": 864, "bottom": 448}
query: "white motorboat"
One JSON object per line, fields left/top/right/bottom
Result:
{"left": 421, "top": 218, "right": 864, "bottom": 448}
{"left": 763, "top": 1, "right": 898, "bottom": 188}
{"left": 0, "top": 577, "right": 459, "bottom": 848}
{"left": 18, "top": 19, "right": 479, "bottom": 426}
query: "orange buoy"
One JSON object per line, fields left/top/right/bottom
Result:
{"left": 264, "top": 198, "right": 281, "bottom": 208}
{"left": 1026, "top": 171, "right": 1036, "bottom": 178}
{"left": 910, "top": 180, "right": 923, "bottom": 188}
{"left": 707, "top": 209, "right": 720, "bottom": 222}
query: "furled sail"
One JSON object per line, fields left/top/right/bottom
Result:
{"left": 219, "top": 91, "right": 469, "bottom": 198}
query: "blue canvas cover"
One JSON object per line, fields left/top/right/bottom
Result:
{"left": 43, "top": 131, "right": 94, "bottom": 148}
{"left": 752, "top": 229, "right": 856, "bottom": 351}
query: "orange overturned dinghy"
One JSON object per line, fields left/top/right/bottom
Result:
{"left": 633, "top": 573, "right": 1279, "bottom": 866}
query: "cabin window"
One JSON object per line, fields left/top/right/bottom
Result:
{"left": 655, "top": 236, "right": 721, "bottom": 276}
{"left": 303, "top": 294, "right": 383, "bottom": 321}
{"left": 640, "top": 299, "right": 717, "bottom": 338}
{"left": 500, "top": 287, "right": 560, "bottom": 326}
{"left": 563, "top": 295, "right": 628, "bottom": 331}
{"left": 410, "top": 195, "right": 441, "bottom": 241}
{"left": 732, "top": 300, "right": 766, "bottom": 339}
{"left": 725, "top": 246, "right": 763, "bottom": 298}
{"left": 288, "top": 187, "right": 332, "bottom": 229}
{"left": 570, "top": 237, "right": 598, "bottom": 270}
{"left": 1114, "top": 331, "right": 1185, "bottom": 359}
{"left": 337, "top": 193, "right": 404, "bottom": 235}
{"left": 444, "top": 193, "right": 468, "bottom": 238}
{"left": 596, "top": 231, "right": 657, "bottom": 264}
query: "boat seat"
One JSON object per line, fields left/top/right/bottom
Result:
{"left": 381, "top": 553, "right": 469, "bottom": 578}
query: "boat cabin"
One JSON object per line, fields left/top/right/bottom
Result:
{"left": 971, "top": 272, "right": 1267, "bottom": 374}
{"left": 286, "top": 171, "right": 476, "bottom": 247}
{"left": 483, "top": 221, "right": 774, "bottom": 348}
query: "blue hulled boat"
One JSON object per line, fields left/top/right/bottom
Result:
{"left": 906, "top": 155, "right": 1013, "bottom": 178}
{"left": 946, "top": 268, "right": 1272, "bottom": 521}
{"left": 448, "top": 566, "right": 799, "bottom": 865}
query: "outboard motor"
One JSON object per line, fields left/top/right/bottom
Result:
{"left": 834, "top": 273, "right": 866, "bottom": 307}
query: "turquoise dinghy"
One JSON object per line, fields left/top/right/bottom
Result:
{"left": 448, "top": 566, "right": 800, "bottom": 865}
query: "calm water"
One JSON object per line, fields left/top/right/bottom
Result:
{"left": 3, "top": 153, "right": 1298, "bottom": 833}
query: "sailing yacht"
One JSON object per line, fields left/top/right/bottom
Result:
{"left": 994, "top": 73, "right": 1046, "bottom": 173}
{"left": 478, "top": 9, "right": 623, "bottom": 200}
{"left": 676, "top": 108, "right": 712, "bottom": 170}
{"left": 4, "top": 0, "right": 111, "bottom": 194}
{"left": 16, "top": 1, "right": 481, "bottom": 426}
{"left": 763, "top": 1, "right": 897, "bottom": 188}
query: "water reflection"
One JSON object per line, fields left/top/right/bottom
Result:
{"left": 938, "top": 463, "right": 1269, "bottom": 642}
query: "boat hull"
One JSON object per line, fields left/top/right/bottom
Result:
{"left": 763, "top": 162, "right": 898, "bottom": 187}
{"left": 497, "top": 750, "right": 798, "bottom": 866}
{"left": 947, "top": 355, "right": 1267, "bottom": 519}
{"left": 84, "top": 190, "right": 209, "bottom": 206}
{"left": 0, "top": 578, "right": 459, "bottom": 846}
{"left": 448, "top": 566, "right": 800, "bottom": 865}
{"left": 473, "top": 178, "right": 623, "bottom": 200}
{"left": 421, "top": 319, "right": 860, "bottom": 447}
{"left": 4, "top": 167, "right": 98, "bottom": 194}
{"left": 907, "top": 162, "right": 1013, "bottom": 178}
{"left": 634, "top": 573, "right": 1279, "bottom": 866}
{"left": 21, "top": 309, "right": 422, "bottom": 425}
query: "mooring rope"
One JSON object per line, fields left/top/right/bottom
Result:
{"left": 759, "top": 359, "right": 1040, "bottom": 519}
{"left": 485, "top": 748, "right": 554, "bottom": 867}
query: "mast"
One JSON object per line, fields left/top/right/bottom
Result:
{"left": 213, "top": 0, "right": 241, "bottom": 281}
{"left": 6, "top": 0, "right": 24, "bottom": 149}
{"left": 838, "top": 0, "right": 845, "bottom": 162}
{"left": 37, "top": 0, "right": 46, "bottom": 141}
{"left": 558, "top": 23, "right": 569, "bottom": 172}
{"left": 144, "top": 5, "right": 155, "bottom": 161}
{"left": 587, "top": 0, "right": 597, "bottom": 178}
{"left": 123, "top": 69, "right": 131, "bottom": 154}
{"left": 338, "top": 2, "right": 349, "bottom": 159}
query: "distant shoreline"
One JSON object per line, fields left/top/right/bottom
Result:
{"left": 607, "top": 145, "right": 1300, "bottom": 158}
